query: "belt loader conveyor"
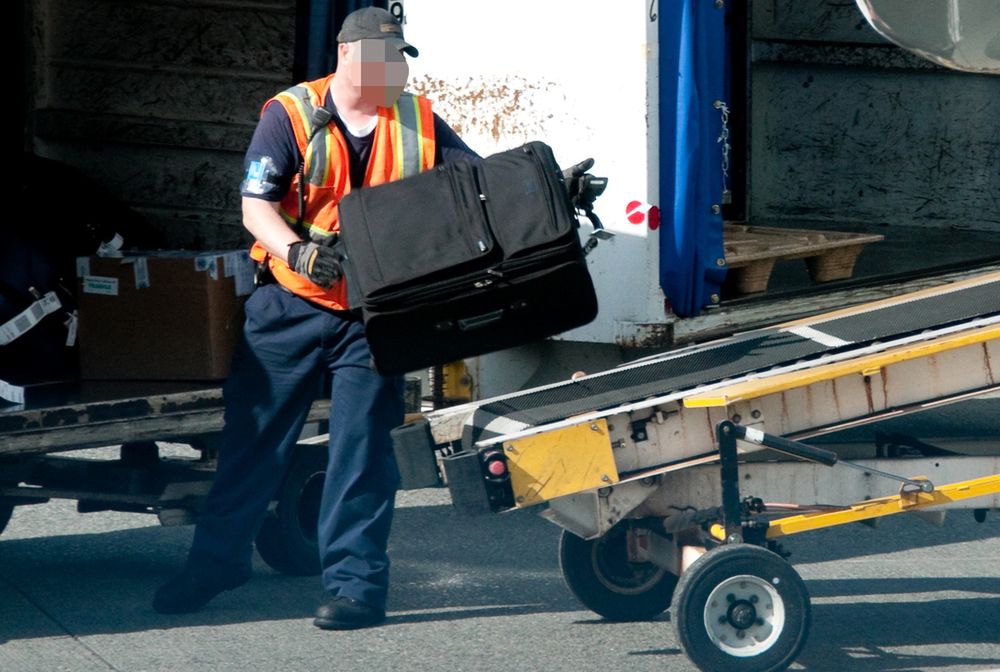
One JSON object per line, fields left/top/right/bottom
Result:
{"left": 395, "top": 270, "right": 1000, "bottom": 672}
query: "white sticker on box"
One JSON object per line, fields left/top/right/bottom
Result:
{"left": 83, "top": 275, "right": 119, "bottom": 296}
{"left": 133, "top": 257, "right": 150, "bottom": 289}
{"left": 226, "top": 252, "right": 255, "bottom": 296}
{"left": 65, "top": 311, "right": 78, "bottom": 347}
{"left": 96, "top": 233, "right": 124, "bottom": 257}
{"left": 195, "top": 256, "right": 219, "bottom": 280}
{"left": 0, "top": 378, "right": 25, "bottom": 405}
{"left": 234, "top": 275, "right": 251, "bottom": 297}
{"left": 223, "top": 252, "right": 240, "bottom": 278}
{"left": 76, "top": 257, "right": 90, "bottom": 278}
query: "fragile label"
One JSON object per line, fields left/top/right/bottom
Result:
{"left": 83, "top": 276, "right": 119, "bottom": 296}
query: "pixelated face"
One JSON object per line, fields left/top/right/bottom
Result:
{"left": 348, "top": 39, "right": 409, "bottom": 107}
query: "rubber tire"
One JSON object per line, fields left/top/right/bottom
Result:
{"left": 254, "top": 443, "right": 327, "bottom": 576}
{"left": 559, "top": 525, "right": 678, "bottom": 621}
{"left": 0, "top": 498, "right": 13, "bottom": 537}
{"left": 672, "top": 543, "right": 811, "bottom": 672}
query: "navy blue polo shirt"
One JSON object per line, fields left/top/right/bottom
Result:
{"left": 241, "top": 89, "right": 479, "bottom": 201}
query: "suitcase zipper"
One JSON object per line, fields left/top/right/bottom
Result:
{"left": 365, "top": 243, "right": 579, "bottom": 310}
{"left": 445, "top": 163, "right": 496, "bottom": 259}
{"left": 523, "top": 145, "right": 559, "bottom": 230}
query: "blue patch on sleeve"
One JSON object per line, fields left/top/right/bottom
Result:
{"left": 242, "top": 157, "right": 273, "bottom": 195}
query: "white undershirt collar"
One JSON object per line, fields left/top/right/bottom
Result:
{"left": 343, "top": 115, "right": 377, "bottom": 138}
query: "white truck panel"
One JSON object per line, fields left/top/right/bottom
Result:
{"left": 405, "top": 0, "right": 665, "bottom": 344}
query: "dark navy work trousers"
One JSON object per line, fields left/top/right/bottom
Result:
{"left": 188, "top": 283, "right": 403, "bottom": 610}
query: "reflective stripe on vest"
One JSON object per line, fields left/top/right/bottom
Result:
{"left": 393, "top": 93, "right": 425, "bottom": 179}
{"left": 271, "top": 84, "right": 333, "bottom": 191}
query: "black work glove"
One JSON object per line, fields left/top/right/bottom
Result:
{"left": 287, "top": 237, "right": 343, "bottom": 288}
{"left": 561, "top": 158, "right": 595, "bottom": 203}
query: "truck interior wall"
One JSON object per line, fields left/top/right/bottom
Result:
{"left": 25, "top": 0, "right": 299, "bottom": 250}
{"left": 749, "top": 0, "right": 1000, "bottom": 234}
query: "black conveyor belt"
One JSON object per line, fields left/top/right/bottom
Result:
{"left": 465, "top": 276, "right": 1000, "bottom": 445}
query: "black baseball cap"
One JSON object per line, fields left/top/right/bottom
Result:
{"left": 337, "top": 7, "right": 419, "bottom": 57}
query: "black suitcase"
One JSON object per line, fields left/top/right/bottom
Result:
{"left": 337, "top": 141, "right": 598, "bottom": 375}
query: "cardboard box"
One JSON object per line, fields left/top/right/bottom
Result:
{"left": 76, "top": 251, "right": 255, "bottom": 380}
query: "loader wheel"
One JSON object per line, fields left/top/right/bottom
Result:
{"left": 559, "top": 524, "right": 678, "bottom": 621}
{"left": 672, "top": 543, "right": 810, "bottom": 672}
{"left": 0, "top": 498, "right": 13, "bottom": 536}
{"left": 254, "top": 443, "right": 326, "bottom": 576}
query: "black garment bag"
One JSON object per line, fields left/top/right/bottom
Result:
{"left": 337, "top": 141, "right": 598, "bottom": 374}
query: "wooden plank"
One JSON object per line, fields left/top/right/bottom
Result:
{"left": 0, "top": 395, "right": 329, "bottom": 457}
{"left": 0, "top": 410, "right": 227, "bottom": 456}
{"left": 723, "top": 224, "right": 884, "bottom": 294}
{"left": 724, "top": 224, "right": 884, "bottom": 265}
{"left": 806, "top": 244, "right": 864, "bottom": 282}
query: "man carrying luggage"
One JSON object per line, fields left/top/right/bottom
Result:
{"left": 152, "top": 6, "right": 478, "bottom": 629}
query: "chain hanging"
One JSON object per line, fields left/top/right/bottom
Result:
{"left": 713, "top": 100, "right": 732, "bottom": 205}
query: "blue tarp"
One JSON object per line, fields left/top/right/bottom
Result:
{"left": 658, "top": 0, "right": 730, "bottom": 317}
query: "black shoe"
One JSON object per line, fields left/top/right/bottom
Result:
{"left": 313, "top": 596, "right": 385, "bottom": 630}
{"left": 152, "top": 568, "right": 251, "bottom": 614}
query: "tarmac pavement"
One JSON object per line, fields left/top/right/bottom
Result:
{"left": 1, "top": 485, "right": 998, "bottom": 672}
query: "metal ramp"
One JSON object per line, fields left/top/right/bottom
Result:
{"left": 403, "top": 270, "right": 1000, "bottom": 672}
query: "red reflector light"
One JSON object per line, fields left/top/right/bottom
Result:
{"left": 486, "top": 459, "right": 507, "bottom": 476}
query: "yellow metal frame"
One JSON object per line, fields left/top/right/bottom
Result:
{"left": 441, "top": 360, "right": 474, "bottom": 402}
{"left": 505, "top": 418, "right": 618, "bottom": 507}
{"left": 710, "top": 472, "right": 1000, "bottom": 540}
{"left": 684, "top": 323, "right": 1000, "bottom": 408}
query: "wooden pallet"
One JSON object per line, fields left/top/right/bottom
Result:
{"left": 724, "top": 224, "right": 884, "bottom": 295}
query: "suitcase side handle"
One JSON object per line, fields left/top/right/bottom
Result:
{"left": 457, "top": 309, "right": 505, "bottom": 331}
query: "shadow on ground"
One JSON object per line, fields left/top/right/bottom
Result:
{"left": 0, "top": 503, "right": 573, "bottom": 643}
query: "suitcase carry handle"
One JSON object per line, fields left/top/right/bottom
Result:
{"left": 457, "top": 309, "right": 504, "bottom": 331}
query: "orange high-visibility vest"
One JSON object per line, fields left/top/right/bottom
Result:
{"left": 249, "top": 74, "right": 436, "bottom": 310}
